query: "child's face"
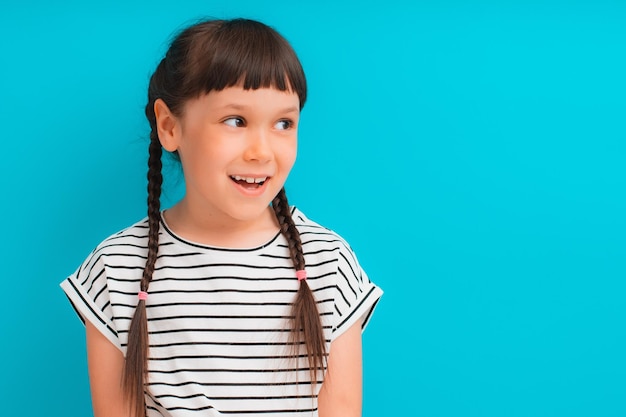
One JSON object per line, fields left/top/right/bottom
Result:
{"left": 166, "top": 86, "right": 300, "bottom": 225}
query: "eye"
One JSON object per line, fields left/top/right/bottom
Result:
{"left": 223, "top": 117, "right": 245, "bottom": 128}
{"left": 274, "top": 119, "right": 294, "bottom": 130}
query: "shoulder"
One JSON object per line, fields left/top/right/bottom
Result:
{"left": 64, "top": 215, "right": 153, "bottom": 303}
{"left": 292, "top": 208, "right": 383, "bottom": 336}
{"left": 77, "top": 216, "right": 151, "bottom": 273}
{"left": 292, "top": 208, "right": 348, "bottom": 243}
{"left": 92, "top": 217, "right": 150, "bottom": 254}
{"left": 61, "top": 217, "right": 151, "bottom": 351}
{"left": 291, "top": 207, "right": 356, "bottom": 258}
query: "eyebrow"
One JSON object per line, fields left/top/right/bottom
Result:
{"left": 221, "top": 104, "right": 300, "bottom": 113}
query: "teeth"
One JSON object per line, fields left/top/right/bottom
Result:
{"left": 231, "top": 175, "right": 268, "bottom": 184}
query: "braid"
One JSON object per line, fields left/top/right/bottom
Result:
{"left": 144, "top": 134, "right": 162, "bottom": 289}
{"left": 272, "top": 189, "right": 305, "bottom": 269}
{"left": 122, "top": 130, "right": 162, "bottom": 417}
{"left": 271, "top": 188, "right": 327, "bottom": 386}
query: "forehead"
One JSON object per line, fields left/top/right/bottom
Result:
{"left": 183, "top": 86, "right": 301, "bottom": 116}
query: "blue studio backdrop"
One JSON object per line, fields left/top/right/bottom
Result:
{"left": 1, "top": 1, "right": 625, "bottom": 416}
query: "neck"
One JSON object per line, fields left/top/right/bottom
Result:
{"left": 163, "top": 198, "right": 280, "bottom": 248}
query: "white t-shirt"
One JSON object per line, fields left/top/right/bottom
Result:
{"left": 61, "top": 207, "right": 383, "bottom": 416}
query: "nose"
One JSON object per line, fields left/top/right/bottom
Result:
{"left": 243, "top": 129, "right": 273, "bottom": 163}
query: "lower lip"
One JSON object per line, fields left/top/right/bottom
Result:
{"left": 230, "top": 178, "right": 271, "bottom": 197}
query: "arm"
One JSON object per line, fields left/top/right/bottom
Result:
{"left": 317, "top": 319, "right": 363, "bottom": 417}
{"left": 86, "top": 321, "right": 135, "bottom": 417}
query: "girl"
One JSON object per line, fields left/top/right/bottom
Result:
{"left": 61, "top": 18, "right": 382, "bottom": 417}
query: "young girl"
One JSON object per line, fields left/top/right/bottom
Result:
{"left": 61, "top": 18, "right": 382, "bottom": 417}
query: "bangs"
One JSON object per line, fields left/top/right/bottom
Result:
{"left": 180, "top": 19, "right": 307, "bottom": 108}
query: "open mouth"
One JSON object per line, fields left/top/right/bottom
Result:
{"left": 229, "top": 175, "right": 269, "bottom": 189}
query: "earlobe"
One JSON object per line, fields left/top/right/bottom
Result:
{"left": 154, "top": 99, "right": 180, "bottom": 152}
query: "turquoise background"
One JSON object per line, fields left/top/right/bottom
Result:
{"left": 1, "top": 1, "right": 625, "bottom": 416}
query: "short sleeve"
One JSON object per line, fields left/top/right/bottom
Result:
{"left": 332, "top": 241, "right": 383, "bottom": 340}
{"left": 60, "top": 248, "right": 122, "bottom": 351}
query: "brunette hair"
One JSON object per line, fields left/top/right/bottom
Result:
{"left": 122, "top": 18, "right": 324, "bottom": 416}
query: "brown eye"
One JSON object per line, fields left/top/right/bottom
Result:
{"left": 224, "top": 117, "right": 245, "bottom": 127}
{"left": 274, "top": 119, "right": 293, "bottom": 130}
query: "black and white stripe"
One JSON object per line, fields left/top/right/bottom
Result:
{"left": 61, "top": 208, "right": 382, "bottom": 417}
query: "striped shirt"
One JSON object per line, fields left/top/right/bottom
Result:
{"left": 61, "top": 207, "right": 382, "bottom": 416}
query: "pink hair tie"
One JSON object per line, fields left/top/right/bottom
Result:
{"left": 296, "top": 270, "right": 307, "bottom": 281}
{"left": 138, "top": 291, "right": 148, "bottom": 301}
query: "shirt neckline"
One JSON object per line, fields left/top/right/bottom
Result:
{"left": 158, "top": 210, "right": 285, "bottom": 252}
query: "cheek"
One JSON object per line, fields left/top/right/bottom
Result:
{"left": 179, "top": 136, "right": 233, "bottom": 169}
{"left": 278, "top": 143, "right": 298, "bottom": 170}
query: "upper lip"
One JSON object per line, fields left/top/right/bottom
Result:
{"left": 229, "top": 175, "right": 271, "bottom": 184}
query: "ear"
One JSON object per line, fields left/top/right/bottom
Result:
{"left": 154, "top": 99, "right": 181, "bottom": 152}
